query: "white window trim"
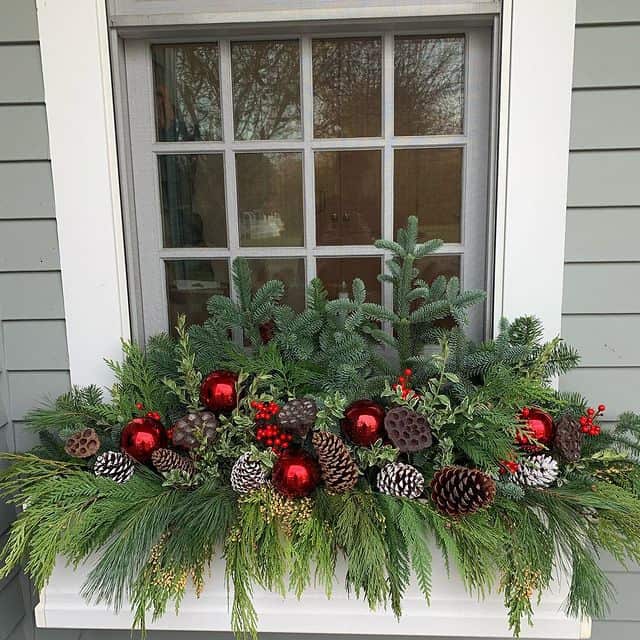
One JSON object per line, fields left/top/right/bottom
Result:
{"left": 36, "top": 0, "right": 576, "bottom": 388}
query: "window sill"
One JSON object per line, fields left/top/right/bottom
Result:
{"left": 36, "top": 553, "right": 590, "bottom": 638}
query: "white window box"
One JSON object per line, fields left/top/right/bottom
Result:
{"left": 36, "top": 553, "right": 589, "bottom": 638}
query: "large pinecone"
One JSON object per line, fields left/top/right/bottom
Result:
{"left": 554, "top": 415, "right": 583, "bottom": 462}
{"left": 384, "top": 406, "right": 433, "bottom": 452}
{"left": 151, "top": 448, "right": 195, "bottom": 477}
{"left": 94, "top": 451, "right": 135, "bottom": 483}
{"left": 376, "top": 462, "right": 424, "bottom": 499}
{"left": 278, "top": 399, "right": 317, "bottom": 437}
{"left": 513, "top": 454, "right": 559, "bottom": 488}
{"left": 230, "top": 452, "right": 269, "bottom": 494}
{"left": 430, "top": 466, "right": 496, "bottom": 516}
{"left": 312, "top": 431, "right": 359, "bottom": 493}
{"left": 171, "top": 411, "right": 218, "bottom": 450}
{"left": 65, "top": 428, "right": 100, "bottom": 458}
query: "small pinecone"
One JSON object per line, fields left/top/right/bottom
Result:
{"left": 554, "top": 415, "right": 583, "bottom": 462}
{"left": 376, "top": 462, "right": 424, "bottom": 499}
{"left": 230, "top": 452, "right": 269, "bottom": 494}
{"left": 312, "top": 431, "right": 359, "bottom": 493}
{"left": 384, "top": 406, "right": 433, "bottom": 452}
{"left": 513, "top": 454, "right": 559, "bottom": 488}
{"left": 64, "top": 428, "right": 100, "bottom": 458}
{"left": 171, "top": 411, "right": 218, "bottom": 449}
{"left": 259, "top": 320, "right": 275, "bottom": 344}
{"left": 278, "top": 399, "right": 317, "bottom": 437}
{"left": 430, "top": 466, "right": 496, "bottom": 516}
{"left": 151, "top": 448, "right": 195, "bottom": 477}
{"left": 94, "top": 451, "right": 135, "bottom": 483}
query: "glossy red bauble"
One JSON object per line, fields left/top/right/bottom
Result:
{"left": 271, "top": 450, "right": 321, "bottom": 498}
{"left": 120, "top": 416, "right": 167, "bottom": 463}
{"left": 341, "top": 399, "right": 385, "bottom": 447}
{"left": 516, "top": 408, "right": 554, "bottom": 453}
{"left": 200, "top": 370, "right": 238, "bottom": 412}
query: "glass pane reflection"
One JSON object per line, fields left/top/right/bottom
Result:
{"left": 236, "top": 152, "right": 304, "bottom": 247}
{"left": 394, "top": 147, "right": 463, "bottom": 243}
{"left": 166, "top": 260, "right": 230, "bottom": 329}
{"left": 232, "top": 40, "right": 302, "bottom": 140}
{"left": 313, "top": 37, "right": 382, "bottom": 138}
{"left": 158, "top": 154, "right": 227, "bottom": 248}
{"left": 316, "top": 257, "right": 382, "bottom": 304}
{"left": 395, "top": 35, "right": 464, "bottom": 136}
{"left": 248, "top": 258, "right": 306, "bottom": 311}
{"left": 152, "top": 44, "right": 222, "bottom": 142}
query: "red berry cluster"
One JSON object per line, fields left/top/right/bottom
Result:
{"left": 250, "top": 400, "right": 280, "bottom": 421}
{"left": 499, "top": 458, "right": 520, "bottom": 475}
{"left": 393, "top": 368, "right": 414, "bottom": 399}
{"left": 135, "top": 402, "right": 161, "bottom": 422}
{"left": 579, "top": 404, "right": 605, "bottom": 436}
{"left": 255, "top": 424, "right": 293, "bottom": 452}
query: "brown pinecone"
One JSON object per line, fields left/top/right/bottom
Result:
{"left": 554, "top": 415, "right": 583, "bottom": 462}
{"left": 278, "top": 399, "right": 317, "bottom": 437}
{"left": 65, "top": 428, "right": 101, "bottom": 458}
{"left": 430, "top": 466, "right": 496, "bottom": 516}
{"left": 151, "top": 448, "right": 195, "bottom": 476}
{"left": 171, "top": 411, "right": 218, "bottom": 450}
{"left": 312, "top": 431, "right": 359, "bottom": 493}
{"left": 384, "top": 406, "right": 433, "bottom": 452}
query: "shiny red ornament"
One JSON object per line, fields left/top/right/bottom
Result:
{"left": 120, "top": 416, "right": 167, "bottom": 463}
{"left": 516, "top": 408, "right": 554, "bottom": 453}
{"left": 200, "top": 370, "right": 238, "bottom": 412}
{"left": 271, "top": 450, "right": 321, "bottom": 498}
{"left": 341, "top": 399, "right": 385, "bottom": 447}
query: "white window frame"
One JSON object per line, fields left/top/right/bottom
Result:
{"left": 36, "top": 0, "right": 576, "bottom": 388}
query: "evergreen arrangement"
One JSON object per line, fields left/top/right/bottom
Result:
{"left": 2, "top": 217, "right": 640, "bottom": 638}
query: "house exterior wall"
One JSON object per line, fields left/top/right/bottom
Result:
{"left": 0, "top": 1, "right": 638, "bottom": 639}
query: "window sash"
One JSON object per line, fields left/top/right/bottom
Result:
{"left": 124, "top": 25, "right": 491, "bottom": 339}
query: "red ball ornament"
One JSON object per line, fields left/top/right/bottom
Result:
{"left": 271, "top": 450, "right": 321, "bottom": 498}
{"left": 516, "top": 408, "right": 554, "bottom": 453}
{"left": 200, "top": 370, "right": 238, "bottom": 412}
{"left": 120, "top": 416, "right": 167, "bottom": 463}
{"left": 341, "top": 399, "right": 385, "bottom": 447}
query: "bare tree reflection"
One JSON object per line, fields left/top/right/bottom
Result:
{"left": 313, "top": 37, "right": 382, "bottom": 138}
{"left": 232, "top": 41, "right": 302, "bottom": 140}
{"left": 395, "top": 35, "right": 464, "bottom": 136}
{"left": 153, "top": 44, "right": 222, "bottom": 142}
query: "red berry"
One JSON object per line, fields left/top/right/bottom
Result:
{"left": 579, "top": 416, "right": 587, "bottom": 426}
{"left": 598, "top": 404, "right": 606, "bottom": 412}
{"left": 281, "top": 442, "right": 289, "bottom": 449}
{"left": 135, "top": 402, "right": 144, "bottom": 410}
{"left": 587, "top": 408, "right": 595, "bottom": 417}
{"left": 266, "top": 439, "right": 274, "bottom": 446}
{"left": 404, "top": 368, "right": 413, "bottom": 377}
{"left": 521, "top": 408, "right": 530, "bottom": 418}
{"left": 581, "top": 426, "right": 589, "bottom": 433}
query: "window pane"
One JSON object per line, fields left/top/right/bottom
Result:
{"left": 158, "top": 154, "right": 227, "bottom": 248}
{"left": 316, "top": 257, "right": 382, "bottom": 304}
{"left": 313, "top": 37, "right": 382, "bottom": 138}
{"left": 231, "top": 40, "right": 302, "bottom": 140}
{"left": 236, "top": 152, "right": 304, "bottom": 247}
{"left": 166, "top": 259, "right": 230, "bottom": 328}
{"left": 394, "top": 35, "right": 464, "bottom": 136}
{"left": 152, "top": 44, "right": 222, "bottom": 142}
{"left": 248, "top": 258, "right": 306, "bottom": 311}
{"left": 315, "top": 150, "right": 381, "bottom": 245}
{"left": 394, "top": 147, "right": 462, "bottom": 243}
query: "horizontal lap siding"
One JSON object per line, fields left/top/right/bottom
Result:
{"left": 0, "top": 1, "right": 69, "bottom": 637}
{"left": 562, "top": 2, "right": 640, "bottom": 637}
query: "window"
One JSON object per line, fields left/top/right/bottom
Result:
{"left": 124, "top": 26, "right": 491, "bottom": 338}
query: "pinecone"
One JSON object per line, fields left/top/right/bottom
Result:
{"left": 554, "top": 415, "right": 583, "bottom": 462}
{"left": 430, "top": 466, "right": 496, "bottom": 516}
{"left": 384, "top": 406, "right": 433, "bottom": 452}
{"left": 312, "top": 431, "right": 359, "bottom": 493}
{"left": 64, "top": 428, "right": 100, "bottom": 458}
{"left": 94, "top": 451, "right": 135, "bottom": 483}
{"left": 151, "top": 448, "right": 195, "bottom": 477}
{"left": 513, "top": 454, "right": 559, "bottom": 488}
{"left": 278, "top": 399, "right": 317, "bottom": 437}
{"left": 171, "top": 411, "right": 218, "bottom": 450}
{"left": 376, "top": 462, "right": 424, "bottom": 499}
{"left": 230, "top": 452, "right": 269, "bottom": 494}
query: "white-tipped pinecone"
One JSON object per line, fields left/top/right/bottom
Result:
{"left": 376, "top": 462, "right": 424, "bottom": 499}
{"left": 513, "top": 454, "right": 559, "bottom": 488}
{"left": 230, "top": 452, "right": 269, "bottom": 494}
{"left": 94, "top": 451, "right": 135, "bottom": 483}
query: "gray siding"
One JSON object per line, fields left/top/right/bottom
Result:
{"left": 561, "top": 1, "right": 640, "bottom": 638}
{"left": 0, "top": 1, "right": 70, "bottom": 639}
